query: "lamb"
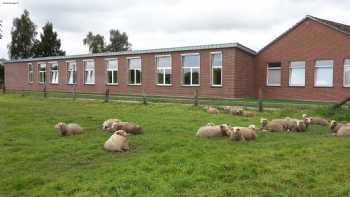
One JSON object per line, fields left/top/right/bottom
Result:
{"left": 54, "top": 122, "right": 83, "bottom": 136}
{"left": 104, "top": 130, "right": 129, "bottom": 152}
{"left": 334, "top": 125, "right": 350, "bottom": 137}
{"left": 102, "top": 119, "right": 121, "bottom": 130}
{"left": 196, "top": 123, "right": 230, "bottom": 138}
{"left": 329, "top": 120, "right": 350, "bottom": 133}
{"left": 302, "top": 114, "right": 329, "bottom": 126}
{"left": 207, "top": 106, "right": 220, "bottom": 114}
{"left": 111, "top": 122, "right": 143, "bottom": 134}
{"left": 260, "top": 118, "right": 286, "bottom": 132}
{"left": 229, "top": 125, "right": 257, "bottom": 141}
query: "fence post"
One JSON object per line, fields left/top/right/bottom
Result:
{"left": 194, "top": 88, "right": 199, "bottom": 106}
{"left": 104, "top": 88, "right": 110, "bottom": 103}
{"left": 21, "top": 88, "right": 25, "bottom": 97}
{"left": 258, "top": 88, "right": 264, "bottom": 112}
{"left": 142, "top": 90, "right": 148, "bottom": 105}
{"left": 43, "top": 84, "right": 47, "bottom": 98}
{"left": 72, "top": 85, "right": 77, "bottom": 101}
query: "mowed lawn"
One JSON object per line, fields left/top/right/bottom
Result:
{"left": 1, "top": 95, "right": 350, "bottom": 196}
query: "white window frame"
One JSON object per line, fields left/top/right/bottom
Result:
{"left": 83, "top": 59, "right": 95, "bottom": 85}
{"left": 156, "top": 55, "right": 172, "bottom": 86}
{"left": 106, "top": 58, "right": 118, "bottom": 85}
{"left": 49, "top": 62, "right": 59, "bottom": 84}
{"left": 66, "top": 61, "right": 77, "bottom": 85}
{"left": 289, "top": 61, "right": 305, "bottom": 87}
{"left": 314, "top": 60, "right": 333, "bottom": 87}
{"left": 266, "top": 63, "right": 281, "bottom": 86}
{"left": 38, "top": 63, "right": 46, "bottom": 84}
{"left": 210, "top": 51, "right": 223, "bottom": 87}
{"left": 181, "top": 53, "right": 200, "bottom": 86}
{"left": 28, "top": 63, "right": 34, "bottom": 83}
{"left": 127, "top": 57, "right": 142, "bottom": 85}
{"left": 344, "top": 59, "right": 350, "bottom": 87}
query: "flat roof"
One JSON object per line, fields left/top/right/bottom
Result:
{"left": 5, "top": 42, "right": 256, "bottom": 64}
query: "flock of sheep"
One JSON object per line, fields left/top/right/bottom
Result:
{"left": 53, "top": 105, "right": 350, "bottom": 152}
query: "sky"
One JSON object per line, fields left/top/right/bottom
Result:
{"left": 1, "top": 0, "right": 350, "bottom": 59}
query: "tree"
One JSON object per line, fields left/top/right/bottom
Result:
{"left": 106, "top": 29, "right": 131, "bottom": 52}
{"left": 33, "top": 22, "right": 65, "bottom": 57}
{"left": 83, "top": 32, "right": 106, "bottom": 53}
{"left": 8, "top": 10, "right": 37, "bottom": 59}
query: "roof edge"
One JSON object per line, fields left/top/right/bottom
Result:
{"left": 5, "top": 42, "right": 256, "bottom": 64}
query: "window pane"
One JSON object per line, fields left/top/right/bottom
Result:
{"left": 51, "top": 64, "right": 58, "bottom": 70}
{"left": 211, "top": 53, "right": 222, "bottom": 67}
{"left": 192, "top": 68, "right": 199, "bottom": 85}
{"left": 212, "top": 67, "right": 222, "bottom": 85}
{"left": 107, "top": 60, "right": 118, "bottom": 70}
{"left": 315, "top": 67, "right": 333, "bottom": 86}
{"left": 289, "top": 68, "right": 305, "bottom": 86}
{"left": 164, "top": 68, "right": 171, "bottom": 84}
{"left": 157, "top": 56, "right": 171, "bottom": 68}
{"left": 136, "top": 70, "right": 141, "bottom": 84}
{"left": 345, "top": 67, "right": 350, "bottom": 86}
{"left": 183, "top": 55, "right": 200, "bottom": 68}
{"left": 108, "top": 71, "right": 113, "bottom": 84}
{"left": 129, "top": 58, "right": 141, "bottom": 70}
{"left": 113, "top": 71, "right": 118, "bottom": 84}
{"left": 68, "top": 63, "right": 76, "bottom": 71}
{"left": 85, "top": 61, "right": 94, "bottom": 69}
{"left": 40, "top": 64, "right": 46, "bottom": 71}
{"left": 129, "top": 70, "right": 135, "bottom": 84}
{"left": 183, "top": 68, "right": 191, "bottom": 85}
{"left": 157, "top": 69, "right": 164, "bottom": 84}
{"left": 316, "top": 60, "right": 333, "bottom": 67}
{"left": 267, "top": 68, "right": 281, "bottom": 85}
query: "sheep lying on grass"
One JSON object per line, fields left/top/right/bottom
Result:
{"left": 240, "top": 110, "right": 256, "bottom": 117}
{"left": 54, "top": 122, "right": 83, "bottom": 136}
{"left": 334, "top": 125, "right": 350, "bottom": 137}
{"left": 102, "top": 119, "right": 121, "bottom": 130}
{"left": 284, "top": 117, "right": 308, "bottom": 132}
{"left": 196, "top": 123, "right": 231, "bottom": 138}
{"left": 329, "top": 120, "right": 350, "bottom": 134}
{"left": 104, "top": 130, "right": 129, "bottom": 152}
{"left": 207, "top": 106, "right": 220, "bottom": 114}
{"left": 223, "top": 106, "right": 243, "bottom": 115}
{"left": 303, "top": 114, "right": 329, "bottom": 126}
{"left": 111, "top": 122, "right": 143, "bottom": 135}
{"left": 260, "top": 118, "right": 286, "bottom": 132}
{"left": 229, "top": 125, "right": 257, "bottom": 141}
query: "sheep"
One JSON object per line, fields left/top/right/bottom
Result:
{"left": 207, "top": 106, "right": 220, "bottom": 114}
{"left": 54, "top": 122, "right": 83, "bottom": 136}
{"left": 102, "top": 119, "right": 121, "bottom": 130}
{"left": 260, "top": 118, "right": 286, "bottom": 132}
{"left": 223, "top": 106, "right": 233, "bottom": 113}
{"left": 302, "top": 114, "right": 329, "bottom": 126}
{"left": 104, "top": 130, "right": 129, "bottom": 152}
{"left": 335, "top": 125, "right": 350, "bottom": 137}
{"left": 229, "top": 125, "right": 257, "bottom": 141}
{"left": 240, "top": 110, "right": 256, "bottom": 117}
{"left": 196, "top": 123, "right": 230, "bottom": 138}
{"left": 111, "top": 122, "right": 143, "bottom": 134}
{"left": 329, "top": 120, "right": 350, "bottom": 133}
{"left": 223, "top": 106, "right": 243, "bottom": 114}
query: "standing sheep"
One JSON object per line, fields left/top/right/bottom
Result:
{"left": 102, "top": 119, "right": 121, "bottom": 130}
{"left": 302, "top": 114, "right": 329, "bottom": 126}
{"left": 104, "top": 130, "right": 129, "bottom": 152}
{"left": 54, "top": 122, "right": 83, "bottom": 136}
{"left": 196, "top": 123, "right": 231, "bottom": 138}
{"left": 229, "top": 125, "right": 257, "bottom": 141}
{"left": 111, "top": 122, "right": 143, "bottom": 134}
{"left": 207, "top": 106, "right": 220, "bottom": 114}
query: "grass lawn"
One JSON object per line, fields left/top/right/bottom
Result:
{"left": 0, "top": 94, "right": 350, "bottom": 196}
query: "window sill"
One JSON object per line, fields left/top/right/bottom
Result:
{"left": 157, "top": 84, "right": 172, "bottom": 87}
{"left": 128, "top": 84, "right": 142, "bottom": 86}
{"left": 67, "top": 83, "right": 77, "bottom": 85}
{"left": 343, "top": 85, "right": 350, "bottom": 88}
{"left": 288, "top": 85, "right": 305, "bottom": 87}
{"left": 314, "top": 86, "right": 333, "bottom": 88}
{"left": 211, "top": 85, "right": 222, "bottom": 88}
{"left": 84, "top": 83, "right": 96, "bottom": 86}
{"left": 50, "top": 83, "right": 60, "bottom": 85}
{"left": 266, "top": 84, "right": 281, "bottom": 87}
{"left": 106, "top": 83, "right": 118, "bottom": 86}
{"left": 182, "top": 84, "right": 200, "bottom": 87}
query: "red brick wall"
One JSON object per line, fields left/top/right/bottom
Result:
{"left": 256, "top": 19, "right": 350, "bottom": 101}
{"left": 5, "top": 47, "right": 255, "bottom": 98}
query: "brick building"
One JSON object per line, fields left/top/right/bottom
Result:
{"left": 4, "top": 15, "right": 350, "bottom": 101}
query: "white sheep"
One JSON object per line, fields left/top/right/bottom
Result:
{"left": 196, "top": 123, "right": 231, "bottom": 138}
{"left": 104, "top": 130, "right": 129, "bottom": 152}
{"left": 329, "top": 120, "right": 350, "bottom": 133}
{"left": 335, "top": 125, "right": 350, "bottom": 137}
{"left": 111, "top": 122, "right": 143, "bottom": 134}
{"left": 260, "top": 118, "right": 286, "bottom": 132}
{"left": 229, "top": 125, "right": 257, "bottom": 141}
{"left": 102, "top": 119, "right": 121, "bottom": 130}
{"left": 302, "top": 114, "right": 329, "bottom": 126}
{"left": 54, "top": 122, "right": 83, "bottom": 136}
{"left": 207, "top": 106, "right": 220, "bottom": 114}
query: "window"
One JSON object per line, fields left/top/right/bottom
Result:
{"left": 28, "top": 63, "right": 34, "bottom": 83}
{"left": 211, "top": 52, "right": 222, "bottom": 86}
{"left": 84, "top": 60, "right": 95, "bottom": 84}
{"left": 266, "top": 63, "right": 281, "bottom": 86}
{"left": 50, "top": 63, "right": 59, "bottom": 84}
{"left": 128, "top": 57, "right": 141, "bottom": 85}
{"left": 182, "top": 53, "right": 200, "bottom": 86}
{"left": 315, "top": 60, "right": 333, "bottom": 87}
{"left": 67, "top": 62, "right": 77, "bottom": 84}
{"left": 39, "top": 63, "right": 46, "bottom": 83}
{"left": 344, "top": 59, "right": 350, "bottom": 87}
{"left": 106, "top": 59, "right": 118, "bottom": 84}
{"left": 156, "top": 55, "right": 171, "bottom": 85}
{"left": 289, "top": 61, "right": 305, "bottom": 86}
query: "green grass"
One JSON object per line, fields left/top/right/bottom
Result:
{"left": 1, "top": 94, "right": 350, "bottom": 196}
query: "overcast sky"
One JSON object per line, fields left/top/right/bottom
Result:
{"left": 1, "top": 0, "right": 350, "bottom": 59}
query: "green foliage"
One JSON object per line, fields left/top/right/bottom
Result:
{"left": 1, "top": 95, "right": 350, "bottom": 196}
{"left": 33, "top": 22, "right": 65, "bottom": 57}
{"left": 83, "top": 32, "right": 106, "bottom": 53}
{"left": 8, "top": 10, "right": 37, "bottom": 59}
{"left": 106, "top": 29, "right": 131, "bottom": 52}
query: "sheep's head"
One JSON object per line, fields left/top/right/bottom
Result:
{"left": 54, "top": 122, "right": 67, "bottom": 136}
{"left": 304, "top": 117, "right": 311, "bottom": 125}
{"left": 248, "top": 125, "right": 256, "bottom": 131}
{"left": 54, "top": 122, "right": 66, "bottom": 129}
{"left": 232, "top": 127, "right": 242, "bottom": 141}
{"left": 114, "top": 130, "right": 127, "bottom": 137}
{"left": 330, "top": 120, "right": 337, "bottom": 130}
{"left": 220, "top": 124, "right": 232, "bottom": 136}
{"left": 260, "top": 118, "right": 268, "bottom": 127}
{"left": 111, "top": 122, "right": 120, "bottom": 131}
